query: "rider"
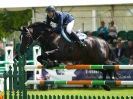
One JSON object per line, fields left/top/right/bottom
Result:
{"left": 45, "top": 5, "right": 85, "bottom": 46}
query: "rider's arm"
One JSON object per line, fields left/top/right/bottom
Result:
{"left": 56, "top": 14, "right": 63, "bottom": 33}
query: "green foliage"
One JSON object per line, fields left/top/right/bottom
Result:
{"left": 0, "top": 9, "right": 32, "bottom": 40}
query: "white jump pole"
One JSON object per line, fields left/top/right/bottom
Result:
{"left": 33, "top": 45, "right": 41, "bottom": 89}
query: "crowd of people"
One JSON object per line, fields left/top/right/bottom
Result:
{"left": 97, "top": 20, "right": 117, "bottom": 43}
{"left": 114, "top": 38, "right": 133, "bottom": 64}
{"left": 86, "top": 20, "right": 133, "bottom": 64}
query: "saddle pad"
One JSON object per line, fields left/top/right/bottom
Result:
{"left": 77, "top": 32, "right": 87, "bottom": 40}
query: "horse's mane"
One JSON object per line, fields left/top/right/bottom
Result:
{"left": 28, "top": 21, "right": 47, "bottom": 28}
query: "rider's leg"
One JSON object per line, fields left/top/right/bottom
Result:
{"left": 66, "top": 20, "right": 85, "bottom": 46}
{"left": 66, "top": 20, "right": 74, "bottom": 34}
{"left": 70, "top": 31, "right": 81, "bottom": 42}
{"left": 70, "top": 32, "right": 86, "bottom": 46}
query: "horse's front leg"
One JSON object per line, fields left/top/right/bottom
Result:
{"left": 37, "top": 49, "right": 60, "bottom": 68}
{"left": 37, "top": 54, "right": 47, "bottom": 65}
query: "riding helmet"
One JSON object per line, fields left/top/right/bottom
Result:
{"left": 46, "top": 6, "right": 56, "bottom": 12}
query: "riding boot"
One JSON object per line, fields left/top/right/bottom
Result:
{"left": 70, "top": 32, "right": 86, "bottom": 46}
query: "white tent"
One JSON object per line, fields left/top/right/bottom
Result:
{"left": 0, "top": 0, "right": 133, "bottom": 8}
{"left": 0, "top": 0, "right": 132, "bottom": 31}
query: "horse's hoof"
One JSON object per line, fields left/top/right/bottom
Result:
{"left": 102, "top": 85, "right": 111, "bottom": 91}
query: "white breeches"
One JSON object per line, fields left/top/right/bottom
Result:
{"left": 66, "top": 20, "right": 74, "bottom": 34}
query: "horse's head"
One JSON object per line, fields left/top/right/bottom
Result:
{"left": 19, "top": 21, "right": 58, "bottom": 55}
{"left": 19, "top": 26, "right": 33, "bottom": 55}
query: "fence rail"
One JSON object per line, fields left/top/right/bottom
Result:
{"left": 27, "top": 95, "right": 133, "bottom": 99}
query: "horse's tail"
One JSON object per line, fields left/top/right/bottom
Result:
{"left": 106, "top": 43, "right": 120, "bottom": 79}
{"left": 107, "top": 43, "right": 119, "bottom": 64}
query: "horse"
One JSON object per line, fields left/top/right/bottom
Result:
{"left": 19, "top": 21, "right": 118, "bottom": 91}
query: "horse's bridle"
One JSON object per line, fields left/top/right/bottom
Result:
{"left": 26, "top": 27, "right": 42, "bottom": 41}
{"left": 22, "top": 27, "right": 43, "bottom": 48}
{"left": 24, "top": 26, "right": 57, "bottom": 48}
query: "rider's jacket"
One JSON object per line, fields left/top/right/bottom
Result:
{"left": 46, "top": 11, "right": 74, "bottom": 33}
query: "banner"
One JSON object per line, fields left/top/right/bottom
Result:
{"left": 41, "top": 69, "right": 133, "bottom": 81}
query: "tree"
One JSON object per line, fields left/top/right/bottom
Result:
{"left": 0, "top": 9, "right": 32, "bottom": 40}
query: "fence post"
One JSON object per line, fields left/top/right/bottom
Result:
{"left": 13, "top": 59, "right": 18, "bottom": 99}
{"left": 33, "top": 46, "right": 41, "bottom": 89}
{"left": 3, "top": 71, "right": 7, "bottom": 99}
{"left": 17, "top": 55, "right": 27, "bottom": 99}
{"left": 9, "top": 66, "right": 13, "bottom": 99}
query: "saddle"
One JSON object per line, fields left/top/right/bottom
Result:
{"left": 76, "top": 32, "right": 87, "bottom": 41}
{"left": 61, "top": 29, "right": 87, "bottom": 43}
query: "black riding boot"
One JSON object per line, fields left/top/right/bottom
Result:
{"left": 70, "top": 32, "right": 86, "bottom": 46}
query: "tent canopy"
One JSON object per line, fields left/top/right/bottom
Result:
{"left": 0, "top": 0, "right": 133, "bottom": 8}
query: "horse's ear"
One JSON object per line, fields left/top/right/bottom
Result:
{"left": 18, "top": 26, "right": 27, "bottom": 32}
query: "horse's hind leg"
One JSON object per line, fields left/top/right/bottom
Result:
{"left": 101, "top": 70, "right": 111, "bottom": 91}
{"left": 108, "top": 70, "right": 119, "bottom": 80}
{"left": 102, "top": 70, "right": 107, "bottom": 80}
{"left": 108, "top": 70, "right": 113, "bottom": 80}
{"left": 113, "top": 71, "right": 119, "bottom": 79}
{"left": 101, "top": 59, "right": 119, "bottom": 91}
{"left": 101, "top": 61, "right": 112, "bottom": 91}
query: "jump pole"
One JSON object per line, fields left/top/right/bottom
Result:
{"left": 25, "top": 64, "right": 133, "bottom": 70}
{"left": 25, "top": 80, "right": 133, "bottom": 86}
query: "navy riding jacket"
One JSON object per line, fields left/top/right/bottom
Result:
{"left": 46, "top": 11, "right": 74, "bottom": 33}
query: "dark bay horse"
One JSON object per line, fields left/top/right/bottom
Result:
{"left": 19, "top": 22, "right": 118, "bottom": 91}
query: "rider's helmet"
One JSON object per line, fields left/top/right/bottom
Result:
{"left": 46, "top": 6, "right": 56, "bottom": 13}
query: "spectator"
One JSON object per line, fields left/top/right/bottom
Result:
{"left": 129, "top": 55, "right": 133, "bottom": 65}
{"left": 114, "top": 38, "right": 125, "bottom": 59}
{"left": 108, "top": 21, "right": 117, "bottom": 43}
{"left": 125, "top": 41, "right": 133, "bottom": 58}
{"left": 97, "top": 21, "right": 109, "bottom": 41}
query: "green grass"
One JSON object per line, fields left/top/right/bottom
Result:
{"left": 28, "top": 87, "right": 133, "bottom": 97}
{"left": 4, "top": 88, "right": 133, "bottom": 99}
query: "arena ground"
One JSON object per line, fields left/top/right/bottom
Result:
{"left": 27, "top": 87, "right": 133, "bottom": 97}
